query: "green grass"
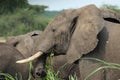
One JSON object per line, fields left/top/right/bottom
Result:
{"left": 0, "top": 53, "right": 77, "bottom": 80}
{"left": 1, "top": 57, "right": 120, "bottom": 80}
{"left": 82, "top": 58, "right": 120, "bottom": 80}
{"left": 0, "top": 73, "right": 15, "bottom": 80}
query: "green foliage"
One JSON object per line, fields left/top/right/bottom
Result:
{"left": 0, "top": 9, "right": 52, "bottom": 37}
{"left": 0, "top": 72, "right": 24, "bottom": 80}
{"left": 101, "top": 4, "right": 120, "bottom": 13}
{"left": 45, "top": 53, "right": 61, "bottom": 80}
{"left": 0, "top": 0, "right": 28, "bottom": 14}
{"left": 41, "top": 11, "right": 62, "bottom": 18}
{"left": 45, "top": 69, "right": 61, "bottom": 80}
{"left": 69, "top": 75, "right": 78, "bottom": 80}
{"left": 28, "top": 5, "right": 48, "bottom": 15}
{"left": 0, "top": 62, "right": 33, "bottom": 80}
{"left": 28, "top": 62, "right": 33, "bottom": 80}
{"left": 0, "top": 0, "right": 59, "bottom": 37}
{"left": 0, "top": 0, "right": 49, "bottom": 37}
{"left": 1, "top": 57, "right": 120, "bottom": 80}
{"left": 0, "top": 73, "right": 15, "bottom": 80}
{"left": 35, "top": 53, "right": 77, "bottom": 80}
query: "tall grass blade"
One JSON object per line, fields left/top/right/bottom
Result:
{"left": 84, "top": 65, "right": 120, "bottom": 80}
{"left": 0, "top": 73, "right": 15, "bottom": 80}
{"left": 82, "top": 57, "right": 120, "bottom": 67}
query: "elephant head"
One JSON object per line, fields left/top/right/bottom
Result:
{"left": 6, "top": 30, "right": 42, "bottom": 58}
{"left": 16, "top": 5, "right": 104, "bottom": 63}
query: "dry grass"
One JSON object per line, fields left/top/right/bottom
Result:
{"left": 0, "top": 37, "right": 6, "bottom": 43}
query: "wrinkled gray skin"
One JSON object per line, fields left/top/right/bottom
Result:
{"left": 32, "top": 54, "right": 80, "bottom": 79}
{"left": 6, "top": 30, "right": 79, "bottom": 79}
{"left": 6, "top": 30, "right": 42, "bottom": 58}
{"left": 0, "top": 43, "right": 29, "bottom": 80}
{"left": 48, "top": 55, "right": 80, "bottom": 80}
{"left": 31, "top": 5, "right": 120, "bottom": 80}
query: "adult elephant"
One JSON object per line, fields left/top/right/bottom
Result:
{"left": 6, "top": 31, "right": 79, "bottom": 79}
{"left": 6, "top": 30, "right": 42, "bottom": 58}
{"left": 0, "top": 43, "right": 30, "bottom": 80}
{"left": 17, "top": 5, "right": 120, "bottom": 80}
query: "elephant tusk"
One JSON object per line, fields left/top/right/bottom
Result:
{"left": 16, "top": 51, "right": 43, "bottom": 63}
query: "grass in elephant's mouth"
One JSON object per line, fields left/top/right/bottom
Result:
{"left": 0, "top": 58, "right": 120, "bottom": 80}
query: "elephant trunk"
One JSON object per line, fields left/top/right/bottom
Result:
{"left": 16, "top": 32, "right": 55, "bottom": 64}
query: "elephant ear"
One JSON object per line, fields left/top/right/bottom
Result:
{"left": 6, "top": 36, "right": 22, "bottom": 47}
{"left": 66, "top": 5, "right": 104, "bottom": 63}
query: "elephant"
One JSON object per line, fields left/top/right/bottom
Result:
{"left": 6, "top": 30, "right": 42, "bottom": 58}
{"left": 6, "top": 30, "right": 80, "bottom": 79}
{"left": 31, "top": 54, "right": 80, "bottom": 79}
{"left": 0, "top": 43, "right": 30, "bottom": 80}
{"left": 17, "top": 4, "right": 120, "bottom": 80}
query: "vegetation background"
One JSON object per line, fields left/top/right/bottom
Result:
{"left": 0, "top": 0, "right": 120, "bottom": 37}
{"left": 0, "top": 0, "right": 61, "bottom": 37}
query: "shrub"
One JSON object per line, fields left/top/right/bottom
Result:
{"left": 0, "top": 10, "right": 52, "bottom": 37}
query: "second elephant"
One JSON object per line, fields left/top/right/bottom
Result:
{"left": 6, "top": 30, "right": 42, "bottom": 58}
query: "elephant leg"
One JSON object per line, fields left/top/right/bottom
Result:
{"left": 79, "top": 59, "right": 105, "bottom": 80}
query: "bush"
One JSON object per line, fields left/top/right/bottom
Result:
{"left": 0, "top": 9, "right": 52, "bottom": 37}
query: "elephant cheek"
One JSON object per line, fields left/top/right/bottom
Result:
{"left": 54, "top": 45, "right": 68, "bottom": 54}
{"left": 55, "top": 34, "right": 70, "bottom": 54}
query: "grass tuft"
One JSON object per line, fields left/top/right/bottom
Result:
{"left": 1, "top": 57, "right": 120, "bottom": 80}
{"left": 83, "top": 57, "right": 120, "bottom": 80}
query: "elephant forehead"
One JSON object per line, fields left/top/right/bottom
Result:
{"left": 51, "top": 20, "right": 68, "bottom": 28}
